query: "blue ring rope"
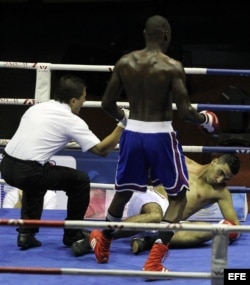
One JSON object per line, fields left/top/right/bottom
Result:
{"left": 196, "top": 104, "right": 250, "bottom": 111}
{"left": 206, "top": 68, "right": 250, "bottom": 76}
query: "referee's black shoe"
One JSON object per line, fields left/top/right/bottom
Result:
{"left": 17, "top": 233, "right": 42, "bottom": 249}
{"left": 63, "top": 229, "right": 90, "bottom": 247}
{"left": 71, "top": 238, "right": 92, "bottom": 257}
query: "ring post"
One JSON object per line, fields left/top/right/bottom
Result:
{"left": 34, "top": 63, "right": 51, "bottom": 103}
{"left": 211, "top": 231, "right": 228, "bottom": 285}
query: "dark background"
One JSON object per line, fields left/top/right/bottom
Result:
{"left": 1, "top": 0, "right": 250, "bottom": 149}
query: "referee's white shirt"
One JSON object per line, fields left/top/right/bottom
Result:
{"left": 5, "top": 100, "right": 100, "bottom": 165}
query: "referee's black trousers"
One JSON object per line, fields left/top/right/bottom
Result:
{"left": 0, "top": 152, "right": 90, "bottom": 234}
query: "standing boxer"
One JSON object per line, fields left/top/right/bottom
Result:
{"left": 89, "top": 15, "right": 219, "bottom": 273}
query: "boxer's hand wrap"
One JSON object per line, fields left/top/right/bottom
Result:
{"left": 117, "top": 108, "right": 129, "bottom": 128}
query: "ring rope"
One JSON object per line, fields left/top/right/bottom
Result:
{"left": 1, "top": 141, "right": 250, "bottom": 153}
{"left": 0, "top": 266, "right": 213, "bottom": 279}
{"left": 88, "top": 183, "right": 250, "bottom": 194}
{"left": 88, "top": 184, "right": 250, "bottom": 194}
{"left": 0, "top": 179, "right": 249, "bottom": 193}
{"left": 0, "top": 99, "right": 250, "bottom": 112}
{"left": 0, "top": 218, "right": 248, "bottom": 234}
{"left": 1, "top": 61, "right": 250, "bottom": 76}
{"left": 182, "top": 146, "right": 250, "bottom": 154}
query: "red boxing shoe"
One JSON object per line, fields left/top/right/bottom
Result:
{"left": 89, "top": 229, "right": 112, "bottom": 263}
{"left": 143, "top": 243, "right": 170, "bottom": 280}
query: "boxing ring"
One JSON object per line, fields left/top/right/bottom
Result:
{"left": 1, "top": 61, "right": 250, "bottom": 285}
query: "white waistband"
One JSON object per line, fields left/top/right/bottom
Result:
{"left": 126, "top": 119, "right": 173, "bottom": 133}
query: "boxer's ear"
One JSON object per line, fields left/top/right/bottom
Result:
{"left": 164, "top": 31, "right": 168, "bottom": 41}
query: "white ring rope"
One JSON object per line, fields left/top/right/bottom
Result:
{"left": 1, "top": 99, "right": 250, "bottom": 113}
{"left": 0, "top": 179, "right": 249, "bottom": 194}
{"left": 0, "top": 218, "right": 249, "bottom": 234}
{"left": 1, "top": 140, "right": 250, "bottom": 153}
{"left": 1, "top": 61, "right": 250, "bottom": 75}
{"left": 0, "top": 266, "right": 212, "bottom": 279}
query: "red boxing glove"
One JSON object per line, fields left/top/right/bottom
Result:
{"left": 219, "top": 219, "right": 240, "bottom": 242}
{"left": 199, "top": 110, "right": 219, "bottom": 134}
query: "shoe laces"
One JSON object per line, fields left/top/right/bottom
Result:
{"left": 100, "top": 234, "right": 112, "bottom": 253}
{"left": 149, "top": 243, "right": 169, "bottom": 264}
